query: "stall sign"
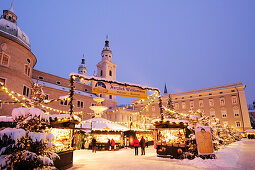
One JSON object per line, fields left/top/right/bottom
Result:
{"left": 195, "top": 126, "right": 214, "bottom": 155}
{"left": 92, "top": 81, "right": 147, "bottom": 99}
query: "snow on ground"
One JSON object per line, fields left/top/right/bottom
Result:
{"left": 69, "top": 139, "right": 255, "bottom": 170}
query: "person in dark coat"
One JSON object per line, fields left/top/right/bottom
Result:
{"left": 111, "top": 138, "right": 115, "bottom": 150}
{"left": 107, "top": 138, "right": 111, "bottom": 150}
{"left": 134, "top": 136, "right": 139, "bottom": 156}
{"left": 92, "top": 137, "right": 97, "bottom": 153}
{"left": 140, "top": 136, "right": 146, "bottom": 155}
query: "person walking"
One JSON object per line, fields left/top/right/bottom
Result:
{"left": 111, "top": 138, "right": 115, "bottom": 151}
{"left": 92, "top": 137, "right": 97, "bottom": 153}
{"left": 134, "top": 136, "right": 139, "bottom": 156}
{"left": 140, "top": 136, "right": 146, "bottom": 155}
{"left": 107, "top": 138, "right": 111, "bottom": 150}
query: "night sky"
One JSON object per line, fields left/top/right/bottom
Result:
{"left": 1, "top": 0, "right": 255, "bottom": 105}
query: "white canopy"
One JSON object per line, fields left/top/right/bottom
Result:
{"left": 76, "top": 118, "right": 129, "bottom": 131}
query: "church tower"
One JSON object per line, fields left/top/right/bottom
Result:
{"left": 78, "top": 55, "right": 89, "bottom": 85}
{"left": 97, "top": 37, "right": 117, "bottom": 101}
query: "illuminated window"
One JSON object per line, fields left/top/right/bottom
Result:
{"left": 209, "top": 98, "right": 214, "bottom": 107}
{"left": 236, "top": 121, "right": 241, "bottom": 127}
{"left": 232, "top": 96, "right": 237, "bottom": 104}
{"left": 234, "top": 109, "right": 240, "bottom": 117}
{"left": 199, "top": 100, "right": 204, "bottom": 107}
{"left": 190, "top": 101, "right": 194, "bottom": 109}
{"left": 174, "top": 103, "right": 179, "bottom": 109}
{"left": 182, "top": 102, "right": 186, "bottom": 109}
{"left": 2, "top": 54, "right": 9, "bottom": 66}
{"left": 221, "top": 110, "right": 227, "bottom": 118}
{"left": 220, "top": 98, "right": 225, "bottom": 106}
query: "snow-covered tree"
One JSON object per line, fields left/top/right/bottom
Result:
{"left": 0, "top": 107, "right": 58, "bottom": 169}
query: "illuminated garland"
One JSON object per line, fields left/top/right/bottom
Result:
{"left": 105, "top": 91, "right": 159, "bottom": 115}
{"left": 0, "top": 84, "right": 82, "bottom": 115}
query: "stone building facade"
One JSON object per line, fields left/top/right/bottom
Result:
{"left": 133, "top": 82, "right": 251, "bottom": 131}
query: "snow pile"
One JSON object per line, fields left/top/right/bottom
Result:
{"left": 180, "top": 141, "right": 243, "bottom": 169}
{"left": 0, "top": 116, "right": 13, "bottom": 122}
{"left": 0, "top": 128, "right": 26, "bottom": 144}
{"left": 77, "top": 118, "right": 129, "bottom": 131}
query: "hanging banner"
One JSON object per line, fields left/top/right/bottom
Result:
{"left": 92, "top": 81, "right": 147, "bottom": 99}
{"left": 195, "top": 125, "right": 214, "bottom": 155}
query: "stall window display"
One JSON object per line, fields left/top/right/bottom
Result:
{"left": 94, "top": 134, "right": 121, "bottom": 143}
{"left": 157, "top": 129, "right": 186, "bottom": 147}
{"left": 47, "top": 128, "right": 73, "bottom": 152}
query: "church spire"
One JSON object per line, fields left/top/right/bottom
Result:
{"left": 164, "top": 83, "right": 168, "bottom": 94}
{"left": 81, "top": 54, "right": 85, "bottom": 64}
{"left": 9, "top": 1, "right": 14, "bottom": 13}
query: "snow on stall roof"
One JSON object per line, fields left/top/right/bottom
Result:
{"left": 0, "top": 116, "right": 13, "bottom": 122}
{"left": 49, "top": 114, "right": 81, "bottom": 122}
{"left": 151, "top": 118, "right": 188, "bottom": 124}
{"left": 76, "top": 118, "right": 128, "bottom": 131}
{"left": 245, "top": 129, "right": 255, "bottom": 133}
{"left": 69, "top": 73, "right": 159, "bottom": 91}
{"left": 33, "top": 79, "right": 97, "bottom": 98}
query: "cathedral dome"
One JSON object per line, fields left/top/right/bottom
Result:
{"left": 0, "top": 3, "right": 31, "bottom": 50}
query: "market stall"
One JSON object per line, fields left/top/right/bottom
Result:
{"left": 245, "top": 129, "right": 255, "bottom": 139}
{"left": 152, "top": 118, "right": 189, "bottom": 158}
{"left": 47, "top": 114, "right": 81, "bottom": 169}
{"left": 77, "top": 117, "right": 128, "bottom": 151}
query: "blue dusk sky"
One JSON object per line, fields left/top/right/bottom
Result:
{"left": 1, "top": 0, "right": 255, "bottom": 105}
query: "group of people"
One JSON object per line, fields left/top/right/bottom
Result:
{"left": 133, "top": 136, "right": 147, "bottom": 156}
{"left": 91, "top": 137, "right": 116, "bottom": 153}
{"left": 247, "top": 134, "right": 255, "bottom": 139}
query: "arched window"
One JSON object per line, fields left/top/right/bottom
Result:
{"left": 109, "top": 70, "right": 112, "bottom": 76}
{"left": 100, "top": 70, "right": 103, "bottom": 76}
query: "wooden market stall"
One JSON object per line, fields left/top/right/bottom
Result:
{"left": 48, "top": 114, "right": 81, "bottom": 170}
{"left": 77, "top": 117, "right": 128, "bottom": 151}
{"left": 152, "top": 118, "right": 189, "bottom": 158}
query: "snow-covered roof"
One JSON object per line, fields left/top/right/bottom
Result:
{"left": 0, "top": 18, "right": 30, "bottom": 49}
{"left": 151, "top": 118, "right": 188, "bottom": 124}
{"left": 245, "top": 129, "right": 255, "bottom": 133}
{"left": 49, "top": 114, "right": 81, "bottom": 122}
{"left": 76, "top": 118, "right": 128, "bottom": 131}
{"left": 0, "top": 116, "right": 13, "bottom": 122}
{"left": 33, "top": 79, "right": 97, "bottom": 98}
